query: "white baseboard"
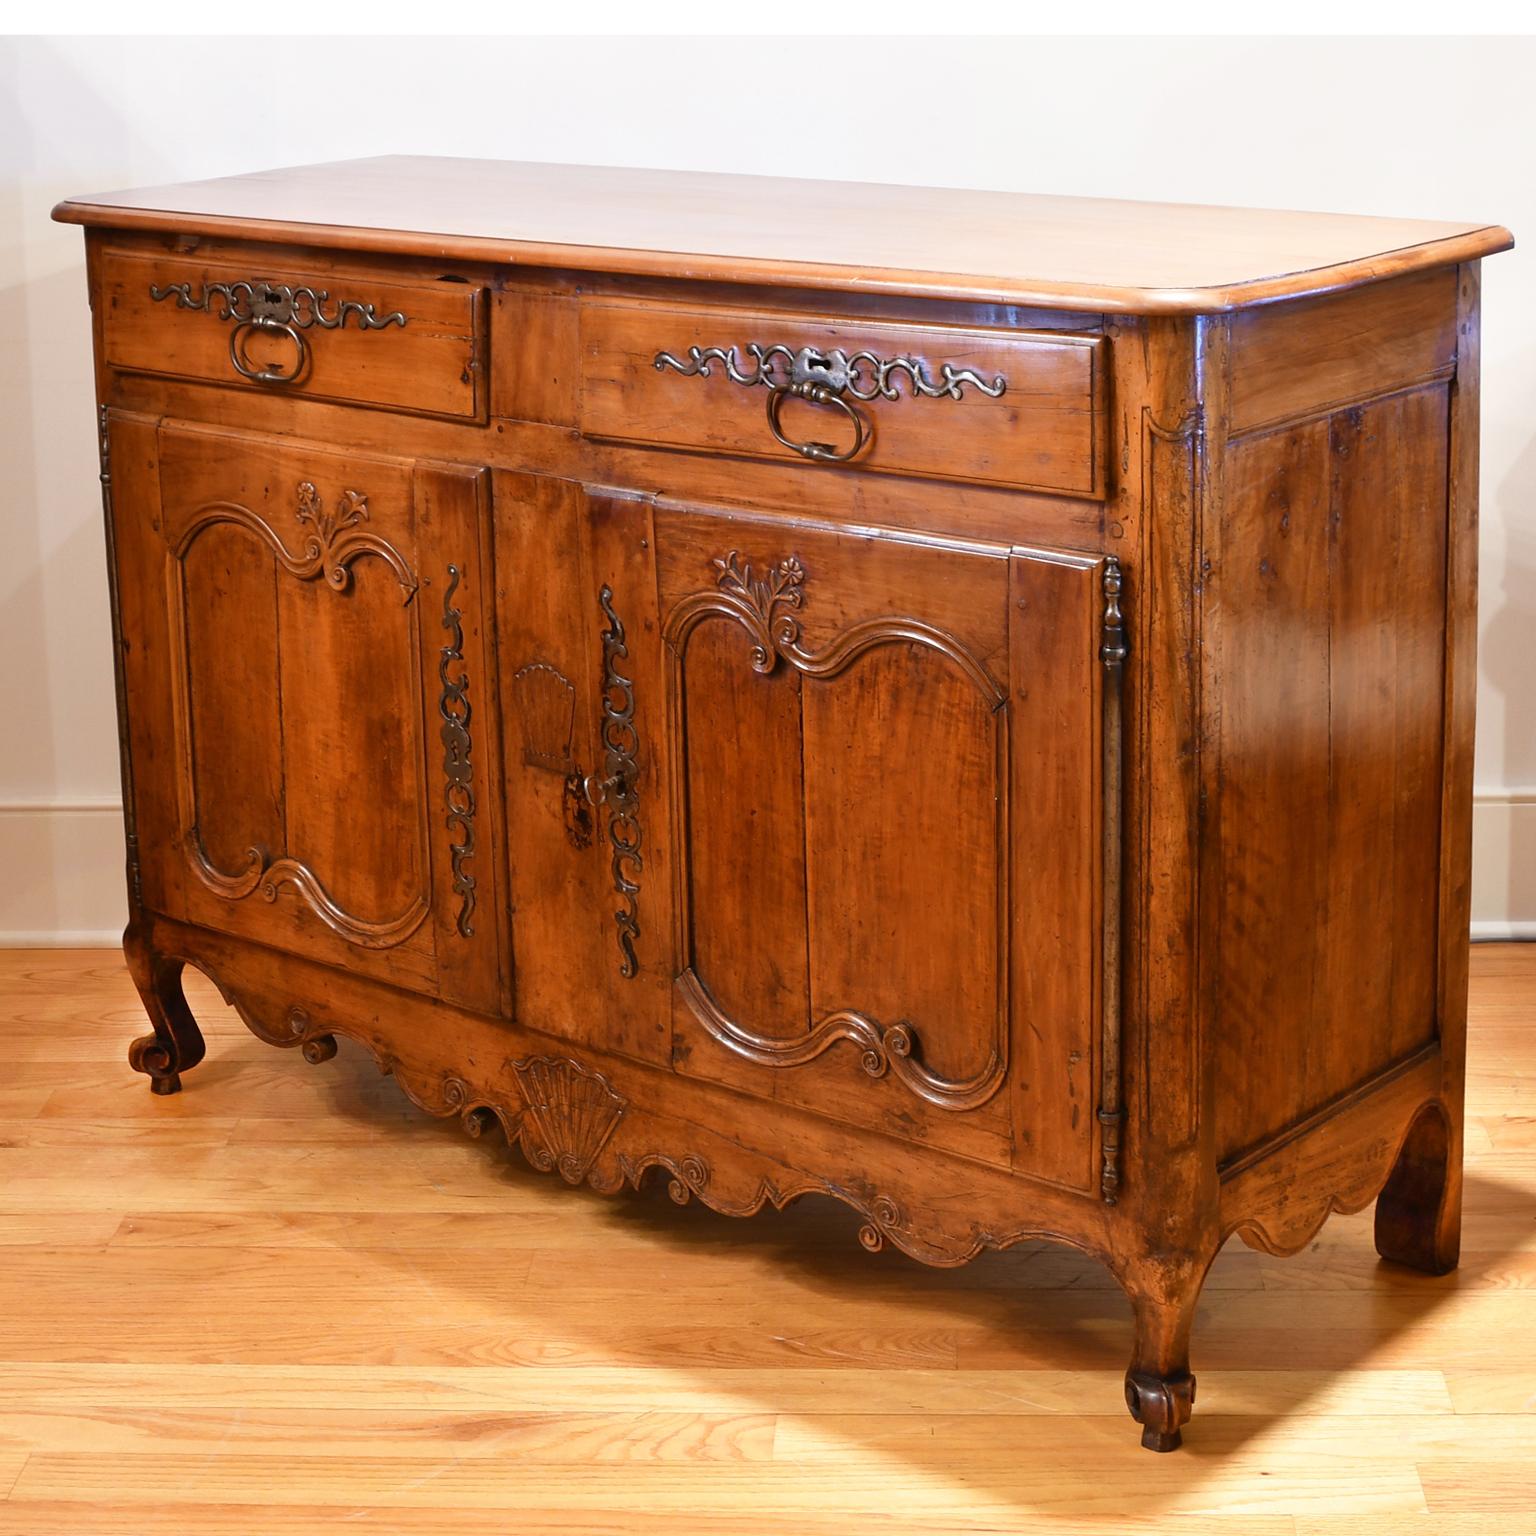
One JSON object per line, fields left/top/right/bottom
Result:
{"left": 1470, "top": 787, "right": 1536, "bottom": 943}
{"left": 3, "top": 930, "right": 124, "bottom": 947}
{"left": 1, "top": 790, "right": 1532, "bottom": 946}
{"left": 1472, "top": 922, "right": 1536, "bottom": 942}
{"left": 0, "top": 797, "right": 129, "bottom": 947}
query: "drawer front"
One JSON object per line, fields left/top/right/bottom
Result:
{"left": 100, "top": 250, "right": 486, "bottom": 421}
{"left": 580, "top": 299, "right": 1107, "bottom": 498}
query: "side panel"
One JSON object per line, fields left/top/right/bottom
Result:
{"left": 1212, "top": 373, "right": 1451, "bottom": 1164}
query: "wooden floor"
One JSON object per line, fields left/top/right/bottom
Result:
{"left": 0, "top": 947, "right": 1532, "bottom": 1533}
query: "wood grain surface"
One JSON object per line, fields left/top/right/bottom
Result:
{"left": 0, "top": 943, "right": 1531, "bottom": 1531}
{"left": 52, "top": 156, "right": 1513, "bottom": 313}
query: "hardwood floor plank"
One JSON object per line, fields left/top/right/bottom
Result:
{"left": 0, "top": 1214, "right": 123, "bottom": 1247}
{"left": 1441, "top": 1371, "right": 1536, "bottom": 1413}
{"left": 0, "top": 1504, "right": 1300, "bottom": 1536}
{"left": 773, "top": 1412, "right": 1535, "bottom": 1462}
{"left": 0, "top": 1321, "right": 961, "bottom": 1368}
{"left": 0, "top": 1364, "right": 1450, "bottom": 1416}
{"left": 1418, "top": 1459, "right": 1536, "bottom": 1511}
{"left": 0, "top": 942, "right": 1529, "bottom": 1525}
{"left": 1295, "top": 1521, "right": 1536, "bottom": 1535}
{"left": 0, "top": 1407, "right": 775, "bottom": 1461}
{"left": 5, "top": 1451, "right": 1427, "bottom": 1517}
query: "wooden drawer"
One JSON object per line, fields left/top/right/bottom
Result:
{"left": 99, "top": 249, "right": 486, "bottom": 421}
{"left": 579, "top": 299, "right": 1107, "bottom": 498}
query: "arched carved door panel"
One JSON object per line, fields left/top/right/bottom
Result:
{"left": 108, "top": 414, "right": 506, "bottom": 1014}
{"left": 608, "top": 499, "right": 1108, "bottom": 1187}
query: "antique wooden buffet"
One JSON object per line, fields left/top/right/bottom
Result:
{"left": 53, "top": 160, "right": 1513, "bottom": 1449}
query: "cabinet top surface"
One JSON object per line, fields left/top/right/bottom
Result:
{"left": 53, "top": 155, "right": 1512, "bottom": 314}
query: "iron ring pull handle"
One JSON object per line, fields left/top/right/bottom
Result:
{"left": 229, "top": 315, "right": 308, "bottom": 385}
{"left": 766, "top": 381, "right": 869, "bottom": 464}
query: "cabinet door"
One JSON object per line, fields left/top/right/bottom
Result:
{"left": 507, "top": 483, "right": 1110, "bottom": 1189}
{"left": 110, "top": 413, "right": 505, "bottom": 1014}
{"left": 496, "top": 474, "right": 674, "bottom": 1067}
{"left": 654, "top": 507, "right": 1107, "bottom": 1182}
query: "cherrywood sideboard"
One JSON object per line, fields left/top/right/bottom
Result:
{"left": 53, "top": 159, "right": 1513, "bottom": 1449}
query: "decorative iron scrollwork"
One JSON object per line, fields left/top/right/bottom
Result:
{"left": 653, "top": 342, "right": 1006, "bottom": 467}
{"left": 654, "top": 343, "right": 1006, "bottom": 402}
{"left": 150, "top": 277, "right": 407, "bottom": 386}
{"left": 596, "top": 584, "right": 642, "bottom": 978}
{"left": 150, "top": 278, "right": 409, "bottom": 332}
{"left": 1098, "top": 555, "right": 1127, "bottom": 1204}
{"left": 439, "top": 565, "right": 477, "bottom": 939}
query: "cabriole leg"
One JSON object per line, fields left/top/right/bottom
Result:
{"left": 1120, "top": 1263, "right": 1207, "bottom": 1452}
{"left": 1375, "top": 1099, "right": 1462, "bottom": 1276}
{"left": 123, "top": 921, "right": 206, "bottom": 1095}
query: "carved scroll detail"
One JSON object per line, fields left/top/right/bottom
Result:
{"left": 665, "top": 552, "right": 1007, "bottom": 1113}
{"left": 670, "top": 551, "right": 1005, "bottom": 706}
{"left": 281, "top": 1006, "right": 339, "bottom": 1065}
{"left": 175, "top": 482, "right": 418, "bottom": 598}
{"left": 170, "top": 477, "right": 425, "bottom": 949}
{"left": 439, "top": 565, "right": 477, "bottom": 939}
{"left": 679, "top": 970, "right": 1005, "bottom": 1114}
{"left": 710, "top": 550, "right": 805, "bottom": 669}
{"left": 184, "top": 843, "right": 429, "bottom": 949}
{"left": 598, "top": 585, "right": 643, "bottom": 978}
{"left": 236, "top": 993, "right": 1085, "bottom": 1271}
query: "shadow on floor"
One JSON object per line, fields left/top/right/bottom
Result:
{"left": 193, "top": 1020, "right": 1533, "bottom": 1512}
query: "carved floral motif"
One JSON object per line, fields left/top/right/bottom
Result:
{"left": 175, "top": 481, "right": 418, "bottom": 598}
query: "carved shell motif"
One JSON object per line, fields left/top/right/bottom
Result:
{"left": 513, "top": 1055, "right": 627, "bottom": 1185}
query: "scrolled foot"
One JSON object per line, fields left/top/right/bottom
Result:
{"left": 1125, "top": 1368, "right": 1196, "bottom": 1452}
{"left": 1118, "top": 1255, "right": 1212, "bottom": 1453}
{"left": 301, "top": 1034, "right": 339, "bottom": 1065}
{"left": 124, "top": 924, "right": 206, "bottom": 1096}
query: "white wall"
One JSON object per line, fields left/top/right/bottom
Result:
{"left": 2, "top": 34, "right": 1532, "bottom": 942}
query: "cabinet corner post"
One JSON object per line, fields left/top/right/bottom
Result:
{"left": 1099, "top": 553, "right": 1128, "bottom": 1203}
